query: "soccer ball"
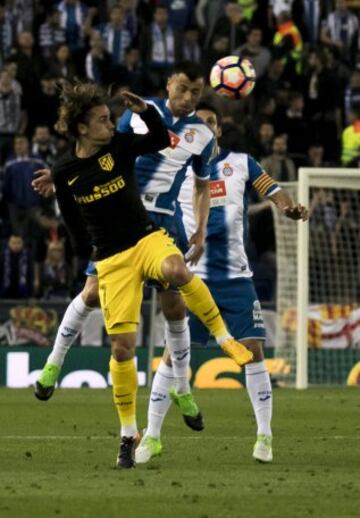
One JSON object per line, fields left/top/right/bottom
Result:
{"left": 209, "top": 56, "right": 256, "bottom": 99}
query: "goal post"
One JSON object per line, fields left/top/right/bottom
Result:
{"left": 272, "top": 169, "right": 360, "bottom": 388}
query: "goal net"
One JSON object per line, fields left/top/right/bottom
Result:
{"left": 272, "top": 169, "right": 360, "bottom": 388}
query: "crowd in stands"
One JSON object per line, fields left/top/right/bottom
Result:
{"left": 1, "top": 0, "right": 360, "bottom": 306}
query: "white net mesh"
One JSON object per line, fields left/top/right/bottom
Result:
{"left": 272, "top": 174, "right": 360, "bottom": 386}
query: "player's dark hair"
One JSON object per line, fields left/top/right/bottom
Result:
{"left": 55, "top": 80, "right": 110, "bottom": 138}
{"left": 171, "top": 60, "right": 204, "bottom": 81}
{"left": 195, "top": 101, "right": 222, "bottom": 123}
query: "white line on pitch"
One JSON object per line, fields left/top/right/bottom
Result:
{"left": 0, "top": 435, "right": 357, "bottom": 441}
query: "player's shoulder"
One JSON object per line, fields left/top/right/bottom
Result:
{"left": 188, "top": 114, "right": 214, "bottom": 142}
{"left": 144, "top": 97, "right": 167, "bottom": 115}
{"left": 52, "top": 148, "right": 76, "bottom": 180}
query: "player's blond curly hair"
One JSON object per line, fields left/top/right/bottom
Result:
{"left": 55, "top": 80, "right": 110, "bottom": 138}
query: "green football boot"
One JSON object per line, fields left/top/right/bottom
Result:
{"left": 253, "top": 434, "right": 273, "bottom": 463}
{"left": 135, "top": 434, "right": 162, "bottom": 464}
{"left": 34, "top": 363, "right": 60, "bottom": 401}
{"left": 169, "top": 388, "right": 204, "bottom": 431}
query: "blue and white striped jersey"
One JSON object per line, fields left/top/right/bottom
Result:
{"left": 177, "top": 148, "right": 280, "bottom": 280}
{"left": 117, "top": 98, "right": 214, "bottom": 215}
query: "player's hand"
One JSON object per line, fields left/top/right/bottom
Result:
{"left": 32, "top": 169, "right": 54, "bottom": 197}
{"left": 283, "top": 204, "right": 308, "bottom": 221}
{"left": 121, "top": 91, "right": 147, "bottom": 113}
{"left": 185, "top": 230, "right": 205, "bottom": 266}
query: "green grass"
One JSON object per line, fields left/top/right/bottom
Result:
{"left": 0, "top": 388, "right": 359, "bottom": 518}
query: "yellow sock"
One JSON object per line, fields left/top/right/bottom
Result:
{"left": 109, "top": 357, "right": 138, "bottom": 437}
{"left": 179, "top": 275, "right": 229, "bottom": 341}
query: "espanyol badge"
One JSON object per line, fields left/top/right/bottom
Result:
{"left": 222, "top": 162, "right": 233, "bottom": 176}
{"left": 184, "top": 129, "right": 195, "bottom": 143}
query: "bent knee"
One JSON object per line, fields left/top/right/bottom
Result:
{"left": 162, "top": 256, "right": 191, "bottom": 287}
{"left": 82, "top": 278, "right": 100, "bottom": 307}
{"left": 242, "top": 339, "right": 265, "bottom": 362}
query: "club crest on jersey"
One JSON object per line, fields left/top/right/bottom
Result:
{"left": 184, "top": 129, "right": 196, "bottom": 143}
{"left": 222, "top": 163, "right": 233, "bottom": 176}
{"left": 167, "top": 130, "right": 181, "bottom": 149}
{"left": 98, "top": 153, "right": 114, "bottom": 171}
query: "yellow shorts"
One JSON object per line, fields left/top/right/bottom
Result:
{"left": 95, "top": 229, "right": 182, "bottom": 335}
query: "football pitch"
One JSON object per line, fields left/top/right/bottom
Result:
{"left": 0, "top": 388, "right": 358, "bottom": 518}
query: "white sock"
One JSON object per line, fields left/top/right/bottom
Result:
{"left": 165, "top": 318, "right": 190, "bottom": 394}
{"left": 246, "top": 360, "right": 272, "bottom": 437}
{"left": 121, "top": 423, "right": 138, "bottom": 437}
{"left": 47, "top": 293, "right": 93, "bottom": 368}
{"left": 146, "top": 361, "right": 175, "bottom": 439}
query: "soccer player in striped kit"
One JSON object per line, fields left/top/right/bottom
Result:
{"left": 136, "top": 101, "right": 308, "bottom": 464}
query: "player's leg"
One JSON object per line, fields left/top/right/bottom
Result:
{"left": 136, "top": 290, "right": 204, "bottom": 464}
{"left": 34, "top": 273, "right": 99, "bottom": 401}
{"left": 160, "top": 255, "right": 253, "bottom": 365}
{"left": 216, "top": 278, "right": 272, "bottom": 462}
{"left": 242, "top": 339, "right": 273, "bottom": 463}
{"left": 135, "top": 349, "right": 173, "bottom": 463}
{"left": 95, "top": 249, "right": 145, "bottom": 469}
{"left": 160, "top": 291, "right": 204, "bottom": 427}
{"left": 110, "top": 331, "right": 139, "bottom": 469}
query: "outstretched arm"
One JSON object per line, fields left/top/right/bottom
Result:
{"left": 120, "top": 91, "right": 171, "bottom": 155}
{"left": 186, "top": 177, "right": 210, "bottom": 265}
{"left": 269, "top": 189, "right": 308, "bottom": 221}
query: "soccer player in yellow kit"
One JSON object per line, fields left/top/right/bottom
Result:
{"left": 48, "top": 81, "right": 253, "bottom": 468}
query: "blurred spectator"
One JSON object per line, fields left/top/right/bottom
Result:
{"left": 161, "top": 0, "right": 196, "bottom": 31}
{"left": 303, "top": 48, "right": 345, "bottom": 161}
{"left": 273, "top": 10, "right": 303, "bottom": 75}
{"left": 57, "top": 0, "right": 88, "bottom": 52}
{"left": 140, "top": 5, "right": 178, "bottom": 90}
{"left": 213, "top": 1, "right": 249, "bottom": 53}
{"left": 270, "top": 0, "right": 294, "bottom": 18}
{"left": 98, "top": 5, "right": 132, "bottom": 67}
{"left": 320, "top": 0, "right": 359, "bottom": 66}
{"left": 3, "top": 60, "right": 22, "bottom": 94}
{"left": 12, "top": 0, "right": 34, "bottom": 32}
{"left": 0, "top": 3, "right": 14, "bottom": 68}
{"left": 31, "top": 126, "right": 58, "bottom": 167}
{"left": 237, "top": 0, "right": 258, "bottom": 23}
{"left": 118, "top": 0, "right": 139, "bottom": 40}
{"left": 26, "top": 74, "right": 60, "bottom": 136}
{"left": 115, "top": 47, "right": 146, "bottom": 95}
{"left": 195, "top": 0, "right": 226, "bottom": 35}
{"left": 308, "top": 188, "right": 337, "bottom": 303}
{"left": 255, "top": 58, "right": 293, "bottom": 106}
{"left": 235, "top": 26, "right": 271, "bottom": 78}
{"left": 38, "top": 8, "right": 66, "bottom": 62}
{"left": 341, "top": 107, "right": 360, "bottom": 166}
{"left": 0, "top": 234, "right": 32, "bottom": 299}
{"left": 344, "top": 68, "right": 360, "bottom": 125}
{"left": 49, "top": 44, "right": 78, "bottom": 80}
{"left": 34, "top": 239, "right": 71, "bottom": 300}
{"left": 299, "top": 0, "right": 321, "bottom": 46}
{"left": 85, "top": 30, "right": 113, "bottom": 84}
{"left": 261, "top": 134, "right": 297, "bottom": 181}
{"left": 276, "top": 91, "right": 309, "bottom": 160}
{"left": 0, "top": 67, "right": 25, "bottom": 164}
{"left": 181, "top": 26, "right": 202, "bottom": 64}
{"left": 3, "top": 135, "right": 45, "bottom": 237}
{"left": 11, "top": 31, "right": 44, "bottom": 102}
{"left": 203, "top": 34, "right": 229, "bottom": 74}
{"left": 305, "top": 144, "right": 326, "bottom": 168}
{"left": 252, "top": 121, "right": 275, "bottom": 159}
{"left": 333, "top": 198, "right": 359, "bottom": 302}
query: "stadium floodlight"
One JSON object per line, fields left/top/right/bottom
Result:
{"left": 272, "top": 169, "right": 360, "bottom": 388}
